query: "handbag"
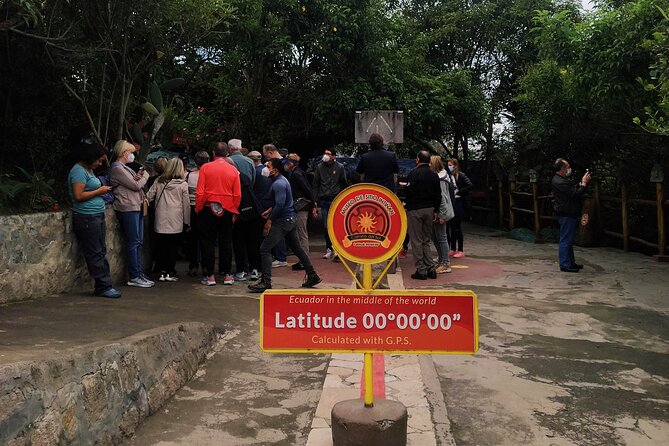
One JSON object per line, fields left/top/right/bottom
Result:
{"left": 293, "top": 197, "right": 311, "bottom": 212}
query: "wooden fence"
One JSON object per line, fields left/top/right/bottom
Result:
{"left": 471, "top": 167, "right": 668, "bottom": 258}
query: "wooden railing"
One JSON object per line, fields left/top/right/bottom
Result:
{"left": 598, "top": 182, "right": 667, "bottom": 256}
{"left": 469, "top": 166, "right": 668, "bottom": 258}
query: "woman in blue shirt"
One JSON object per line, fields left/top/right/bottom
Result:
{"left": 68, "top": 143, "right": 121, "bottom": 298}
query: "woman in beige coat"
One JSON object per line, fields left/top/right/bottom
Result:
{"left": 147, "top": 157, "right": 190, "bottom": 282}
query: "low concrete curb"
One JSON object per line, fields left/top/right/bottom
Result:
{"left": 0, "top": 322, "right": 219, "bottom": 445}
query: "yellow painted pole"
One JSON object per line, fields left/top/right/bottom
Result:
{"left": 363, "top": 263, "right": 374, "bottom": 407}
{"left": 363, "top": 263, "right": 373, "bottom": 289}
{"left": 364, "top": 352, "right": 374, "bottom": 407}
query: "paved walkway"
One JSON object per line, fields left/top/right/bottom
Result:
{"left": 2, "top": 223, "right": 668, "bottom": 445}
{"left": 305, "top": 272, "right": 444, "bottom": 446}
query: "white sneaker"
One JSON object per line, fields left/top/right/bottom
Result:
{"left": 234, "top": 272, "right": 248, "bottom": 281}
{"left": 141, "top": 275, "right": 155, "bottom": 286}
{"left": 272, "top": 260, "right": 288, "bottom": 268}
{"left": 223, "top": 274, "right": 234, "bottom": 285}
{"left": 249, "top": 269, "right": 261, "bottom": 280}
{"left": 165, "top": 274, "right": 178, "bottom": 282}
{"left": 323, "top": 248, "right": 333, "bottom": 259}
{"left": 128, "top": 276, "right": 152, "bottom": 288}
{"left": 158, "top": 273, "right": 166, "bottom": 282}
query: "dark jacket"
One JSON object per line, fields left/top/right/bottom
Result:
{"left": 313, "top": 160, "right": 348, "bottom": 201}
{"left": 254, "top": 164, "right": 273, "bottom": 211}
{"left": 287, "top": 166, "right": 316, "bottom": 210}
{"left": 356, "top": 148, "right": 399, "bottom": 192}
{"left": 552, "top": 174, "right": 586, "bottom": 218}
{"left": 405, "top": 164, "right": 441, "bottom": 212}
{"left": 455, "top": 172, "right": 473, "bottom": 197}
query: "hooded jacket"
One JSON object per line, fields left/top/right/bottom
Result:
{"left": 437, "top": 170, "right": 455, "bottom": 221}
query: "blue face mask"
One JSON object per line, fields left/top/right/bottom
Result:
{"left": 448, "top": 166, "right": 454, "bottom": 173}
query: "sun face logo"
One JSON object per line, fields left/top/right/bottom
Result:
{"left": 329, "top": 185, "right": 407, "bottom": 263}
{"left": 342, "top": 201, "right": 391, "bottom": 248}
{"left": 356, "top": 212, "right": 377, "bottom": 233}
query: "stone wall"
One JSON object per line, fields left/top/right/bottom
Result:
{"left": 0, "top": 208, "right": 130, "bottom": 304}
{"left": 0, "top": 322, "right": 218, "bottom": 445}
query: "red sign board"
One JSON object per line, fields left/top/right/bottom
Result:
{"left": 260, "top": 290, "right": 478, "bottom": 354}
{"left": 327, "top": 184, "right": 407, "bottom": 264}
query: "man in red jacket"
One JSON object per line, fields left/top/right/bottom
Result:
{"left": 196, "top": 143, "right": 241, "bottom": 286}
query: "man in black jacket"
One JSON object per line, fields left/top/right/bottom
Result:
{"left": 551, "top": 158, "right": 591, "bottom": 272}
{"left": 356, "top": 133, "right": 400, "bottom": 193}
{"left": 405, "top": 151, "right": 442, "bottom": 280}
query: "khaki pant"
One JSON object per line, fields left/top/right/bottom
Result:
{"left": 296, "top": 210, "right": 310, "bottom": 255}
{"left": 407, "top": 208, "right": 436, "bottom": 274}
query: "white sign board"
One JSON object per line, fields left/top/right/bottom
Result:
{"left": 355, "top": 110, "right": 404, "bottom": 144}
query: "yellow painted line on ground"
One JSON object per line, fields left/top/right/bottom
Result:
{"left": 450, "top": 265, "right": 469, "bottom": 269}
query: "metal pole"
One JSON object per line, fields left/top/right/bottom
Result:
{"left": 657, "top": 182, "right": 665, "bottom": 256}
{"left": 363, "top": 263, "right": 374, "bottom": 407}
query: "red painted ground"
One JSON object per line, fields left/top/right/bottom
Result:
{"left": 399, "top": 254, "right": 503, "bottom": 288}
{"left": 359, "top": 354, "right": 386, "bottom": 399}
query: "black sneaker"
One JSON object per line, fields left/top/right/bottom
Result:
{"left": 248, "top": 281, "right": 271, "bottom": 293}
{"left": 292, "top": 262, "right": 305, "bottom": 271}
{"left": 302, "top": 274, "right": 322, "bottom": 288}
{"left": 411, "top": 271, "right": 428, "bottom": 280}
{"left": 427, "top": 268, "right": 437, "bottom": 279}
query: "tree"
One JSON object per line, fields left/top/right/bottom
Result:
{"left": 635, "top": 5, "right": 669, "bottom": 136}
{"left": 4, "top": 0, "right": 234, "bottom": 146}
{"left": 515, "top": 0, "right": 667, "bottom": 181}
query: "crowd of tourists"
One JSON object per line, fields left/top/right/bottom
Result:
{"left": 67, "top": 135, "right": 472, "bottom": 298}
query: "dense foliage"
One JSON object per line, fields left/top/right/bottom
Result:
{"left": 1, "top": 0, "right": 666, "bottom": 211}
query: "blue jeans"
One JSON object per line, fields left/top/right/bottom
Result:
{"left": 432, "top": 221, "right": 450, "bottom": 264}
{"left": 260, "top": 217, "right": 316, "bottom": 285}
{"left": 558, "top": 216, "right": 577, "bottom": 268}
{"left": 116, "top": 211, "right": 144, "bottom": 279}
{"left": 72, "top": 212, "right": 113, "bottom": 294}
{"left": 320, "top": 200, "right": 333, "bottom": 249}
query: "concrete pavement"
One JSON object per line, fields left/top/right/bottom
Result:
{"left": 1, "top": 223, "right": 668, "bottom": 445}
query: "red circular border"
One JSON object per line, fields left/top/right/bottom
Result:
{"left": 327, "top": 184, "right": 407, "bottom": 264}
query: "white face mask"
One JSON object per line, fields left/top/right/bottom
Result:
{"left": 322, "top": 154, "right": 331, "bottom": 163}
{"left": 448, "top": 165, "right": 454, "bottom": 173}
{"left": 566, "top": 168, "right": 572, "bottom": 177}
{"left": 126, "top": 152, "right": 135, "bottom": 163}
{"left": 261, "top": 166, "right": 271, "bottom": 177}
